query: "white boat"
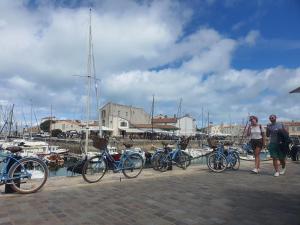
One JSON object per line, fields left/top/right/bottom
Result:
{"left": 122, "top": 147, "right": 146, "bottom": 160}
{"left": 0, "top": 138, "right": 69, "bottom": 158}
{"left": 184, "top": 148, "right": 213, "bottom": 158}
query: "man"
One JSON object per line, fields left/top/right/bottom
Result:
{"left": 266, "top": 114, "right": 287, "bottom": 177}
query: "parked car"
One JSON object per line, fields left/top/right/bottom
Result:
{"left": 289, "top": 136, "right": 300, "bottom": 161}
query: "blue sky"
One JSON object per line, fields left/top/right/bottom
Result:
{"left": 0, "top": 0, "right": 299, "bottom": 127}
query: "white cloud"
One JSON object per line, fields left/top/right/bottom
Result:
{"left": 0, "top": 0, "right": 299, "bottom": 125}
{"left": 244, "top": 30, "right": 260, "bottom": 46}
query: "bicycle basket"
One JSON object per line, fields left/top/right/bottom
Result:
{"left": 179, "top": 139, "right": 190, "bottom": 150}
{"left": 207, "top": 138, "right": 218, "bottom": 149}
{"left": 91, "top": 136, "right": 108, "bottom": 149}
{"left": 123, "top": 142, "right": 133, "bottom": 148}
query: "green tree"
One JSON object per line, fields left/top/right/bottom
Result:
{"left": 40, "top": 120, "right": 51, "bottom": 132}
{"left": 51, "top": 129, "right": 62, "bottom": 137}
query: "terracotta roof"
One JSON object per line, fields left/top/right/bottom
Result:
{"left": 282, "top": 122, "right": 300, "bottom": 126}
{"left": 152, "top": 118, "right": 177, "bottom": 123}
{"left": 54, "top": 120, "right": 81, "bottom": 125}
{"left": 132, "top": 124, "right": 179, "bottom": 130}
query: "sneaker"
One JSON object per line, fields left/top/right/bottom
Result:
{"left": 251, "top": 168, "right": 259, "bottom": 174}
{"left": 274, "top": 172, "right": 280, "bottom": 177}
{"left": 279, "top": 168, "right": 286, "bottom": 175}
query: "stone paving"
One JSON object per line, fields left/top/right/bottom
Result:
{"left": 0, "top": 160, "right": 300, "bottom": 225}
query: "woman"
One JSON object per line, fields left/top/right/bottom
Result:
{"left": 247, "top": 115, "right": 265, "bottom": 174}
{"left": 266, "top": 114, "right": 287, "bottom": 177}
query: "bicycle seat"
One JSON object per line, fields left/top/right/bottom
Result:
{"left": 6, "top": 146, "right": 23, "bottom": 153}
{"left": 161, "top": 141, "right": 171, "bottom": 147}
{"left": 123, "top": 143, "right": 133, "bottom": 148}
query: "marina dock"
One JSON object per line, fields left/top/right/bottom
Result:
{"left": 1, "top": 160, "right": 299, "bottom": 225}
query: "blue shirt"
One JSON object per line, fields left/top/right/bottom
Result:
{"left": 267, "top": 122, "right": 284, "bottom": 144}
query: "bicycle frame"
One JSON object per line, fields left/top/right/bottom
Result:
{"left": 214, "top": 146, "right": 236, "bottom": 162}
{"left": 100, "top": 148, "right": 139, "bottom": 172}
{"left": 0, "top": 151, "right": 28, "bottom": 184}
{"left": 154, "top": 141, "right": 183, "bottom": 163}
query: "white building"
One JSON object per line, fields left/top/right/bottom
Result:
{"left": 176, "top": 115, "right": 197, "bottom": 136}
{"left": 100, "top": 102, "right": 151, "bottom": 136}
{"left": 51, "top": 120, "right": 82, "bottom": 133}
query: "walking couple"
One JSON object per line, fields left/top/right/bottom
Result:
{"left": 247, "top": 114, "right": 288, "bottom": 177}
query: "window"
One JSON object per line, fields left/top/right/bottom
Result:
{"left": 120, "top": 121, "right": 127, "bottom": 127}
{"left": 102, "top": 110, "right": 106, "bottom": 118}
{"left": 297, "top": 127, "right": 300, "bottom": 131}
{"left": 102, "top": 120, "right": 105, "bottom": 126}
{"left": 126, "top": 112, "right": 128, "bottom": 116}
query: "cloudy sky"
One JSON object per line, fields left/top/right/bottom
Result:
{"left": 0, "top": 0, "right": 299, "bottom": 127}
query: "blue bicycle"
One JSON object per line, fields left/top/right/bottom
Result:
{"left": 0, "top": 146, "right": 48, "bottom": 194}
{"left": 82, "top": 138, "right": 144, "bottom": 183}
{"left": 155, "top": 138, "right": 192, "bottom": 172}
{"left": 207, "top": 145, "right": 240, "bottom": 173}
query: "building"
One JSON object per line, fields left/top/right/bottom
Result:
{"left": 152, "top": 116, "right": 177, "bottom": 126}
{"left": 176, "top": 115, "right": 197, "bottom": 136}
{"left": 207, "top": 123, "right": 245, "bottom": 137}
{"left": 152, "top": 114, "right": 197, "bottom": 136}
{"left": 50, "top": 120, "right": 82, "bottom": 133}
{"left": 100, "top": 102, "right": 151, "bottom": 136}
{"left": 282, "top": 121, "right": 300, "bottom": 136}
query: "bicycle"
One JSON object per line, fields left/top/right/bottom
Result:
{"left": 207, "top": 144, "right": 240, "bottom": 173}
{"left": 82, "top": 137, "right": 144, "bottom": 183}
{"left": 154, "top": 138, "right": 192, "bottom": 172}
{"left": 0, "top": 146, "right": 48, "bottom": 194}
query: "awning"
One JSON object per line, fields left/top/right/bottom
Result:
{"left": 141, "top": 128, "right": 171, "bottom": 134}
{"left": 119, "top": 128, "right": 144, "bottom": 133}
{"left": 88, "top": 126, "right": 113, "bottom": 131}
{"left": 101, "top": 126, "right": 114, "bottom": 131}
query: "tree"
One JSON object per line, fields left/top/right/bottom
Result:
{"left": 51, "top": 129, "right": 62, "bottom": 137}
{"left": 40, "top": 120, "right": 51, "bottom": 132}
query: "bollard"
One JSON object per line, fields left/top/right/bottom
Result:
{"left": 5, "top": 155, "right": 21, "bottom": 194}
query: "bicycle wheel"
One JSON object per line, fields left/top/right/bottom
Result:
{"left": 175, "top": 151, "right": 191, "bottom": 169}
{"left": 82, "top": 155, "right": 107, "bottom": 183}
{"left": 122, "top": 153, "right": 144, "bottom": 178}
{"left": 228, "top": 151, "right": 240, "bottom": 170}
{"left": 151, "top": 151, "right": 164, "bottom": 170}
{"left": 207, "top": 152, "right": 227, "bottom": 173}
{"left": 157, "top": 152, "right": 170, "bottom": 172}
{"left": 8, "top": 157, "right": 48, "bottom": 194}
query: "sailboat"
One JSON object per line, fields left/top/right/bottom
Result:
{"left": 80, "top": 8, "right": 107, "bottom": 156}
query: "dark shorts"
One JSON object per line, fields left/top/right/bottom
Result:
{"left": 250, "top": 139, "right": 263, "bottom": 150}
{"left": 268, "top": 143, "right": 287, "bottom": 160}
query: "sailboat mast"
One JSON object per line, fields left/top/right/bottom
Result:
{"left": 30, "top": 100, "right": 33, "bottom": 139}
{"left": 151, "top": 95, "right": 154, "bottom": 140}
{"left": 84, "top": 8, "right": 93, "bottom": 154}
{"left": 177, "top": 98, "right": 182, "bottom": 136}
{"left": 8, "top": 104, "right": 14, "bottom": 138}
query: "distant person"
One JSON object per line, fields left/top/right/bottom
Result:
{"left": 247, "top": 115, "right": 265, "bottom": 174}
{"left": 266, "top": 114, "right": 287, "bottom": 177}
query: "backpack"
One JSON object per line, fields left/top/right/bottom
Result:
{"left": 277, "top": 129, "right": 291, "bottom": 144}
{"left": 277, "top": 129, "right": 291, "bottom": 154}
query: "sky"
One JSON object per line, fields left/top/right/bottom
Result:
{"left": 0, "top": 0, "right": 299, "bottom": 127}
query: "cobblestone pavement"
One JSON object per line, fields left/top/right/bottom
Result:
{"left": 0, "top": 160, "right": 300, "bottom": 225}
